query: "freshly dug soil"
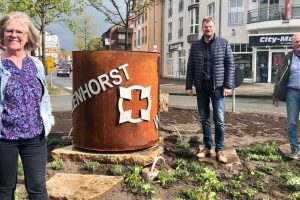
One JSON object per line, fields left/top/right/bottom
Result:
{"left": 18, "top": 107, "right": 299, "bottom": 200}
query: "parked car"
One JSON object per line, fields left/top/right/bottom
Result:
{"left": 56, "top": 64, "right": 71, "bottom": 77}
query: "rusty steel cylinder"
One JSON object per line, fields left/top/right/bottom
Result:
{"left": 72, "top": 51, "right": 160, "bottom": 151}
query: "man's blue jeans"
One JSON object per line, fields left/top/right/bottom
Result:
{"left": 196, "top": 86, "right": 225, "bottom": 152}
{"left": 0, "top": 134, "right": 48, "bottom": 200}
{"left": 286, "top": 88, "right": 300, "bottom": 152}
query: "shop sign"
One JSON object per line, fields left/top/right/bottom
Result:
{"left": 249, "top": 34, "right": 293, "bottom": 46}
{"left": 169, "top": 42, "right": 183, "bottom": 51}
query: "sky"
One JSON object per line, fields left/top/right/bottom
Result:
{"left": 48, "top": 6, "right": 111, "bottom": 52}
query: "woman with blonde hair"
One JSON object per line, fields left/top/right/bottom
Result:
{"left": 0, "top": 11, "right": 54, "bottom": 199}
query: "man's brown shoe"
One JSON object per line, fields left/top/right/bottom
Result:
{"left": 197, "top": 148, "right": 211, "bottom": 158}
{"left": 216, "top": 151, "right": 227, "bottom": 164}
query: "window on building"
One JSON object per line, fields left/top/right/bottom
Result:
{"left": 190, "top": 0, "right": 199, "bottom": 4}
{"left": 137, "top": 17, "right": 141, "bottom": 25}
{"left": 168, "top": 0, "right": 173, "bottom": 17}
{"left": 168, "top": 22, "right": 172, "bottom": 41}
{"left": 178, "top": 50, "right": 186, "bottom": 78}
{"left": 208, "top": 3, "right": 215, "bottom": 18}
{"left": 145, "top": 26, "right": 147, "bottom": 43}
{"left": 190, "top": 7, "right": 199, "bottom": 34}
{"left": 145, "top": 12, "right": 147, "bottom": 21}
{"left": 133, "top": 32, "right": 136, "bottom": 47}
{"left": 141, "top": 28, "right": 144, "bottom": 44}
{"left": 179, "top": 0, "right": 184, "bottom": 12}
{"left": 229, "top": 0, "right": 244, "bottom": 25}
{"left": 231, "top": 43, "right": 253, "bottom": 79}
{"left": 118, "top": 34, "right": 125, "bottom": 40}
{"left": 178, "top": 17, "right": 183, "bottom": 38}
{"left": 166, "top": 52, "right": 173, "bottom": 76}
{"left": 231, "top": 43, "right": 252, "bottom": 53}
{"left": 142, "top": 14, "right": 144, "bottom": 23}
{"left": 233, "top": 53, "right": 252, "bottom": 79}
{"left": 137, "top": 29, "right": 141, "bottom": 46}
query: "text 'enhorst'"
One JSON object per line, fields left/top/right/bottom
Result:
{"left": 72, "top": 64, "right": 130, "bottom": 110}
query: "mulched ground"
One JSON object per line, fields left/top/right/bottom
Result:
{"left": 17, "top": 107, "right": 300, "bottom": 199}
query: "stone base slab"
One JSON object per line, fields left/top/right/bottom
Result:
{"left": 197, "top": 146, "right": 241, "bottom": 168}
{"left": 51, "top": 144, "right": 164, "bottom": 166}
{"left": 47, "top": 173, "right": 122, "bottom": 200}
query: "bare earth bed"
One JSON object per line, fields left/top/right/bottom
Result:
{"left": 16, "top": 107, "right": 300, "bottom": 200}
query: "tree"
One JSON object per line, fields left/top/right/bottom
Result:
{"left": 1, "top": 0, "right": 83, "bottom": 72}
{"left": 87, "top": 37, "right": 103, "bottom": 50}
{"left": 88, "top": 0, "right": 157, "bottom": 50}
{"left": 67, "top": 12, "right": 100, "bottom": 51}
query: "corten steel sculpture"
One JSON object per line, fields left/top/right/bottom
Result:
{"left": 72, "top": 51, "right": 160, "bottom": 151}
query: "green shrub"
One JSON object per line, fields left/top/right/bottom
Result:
{"left": 189, "top": 161, "right": 202, "bottom": 173}
{"left": 110, "top": 165, "right": 124, "bottom": 176}
{"left": 288, "top": 177, "right": 300, "bottom": 191}
{"left": 157, "top": 169, "right": 177, "bottom": 188}
{"left": 228, "top": 190, "right": 241, "bottom": 198}
{"left": 124, "top": 165, "right": 144, "bottom": 189}
{"left": 142, "top": 183, "right": 155, "bottom": 195}
{"left": 51, "top": 159, "right": 64, "bottom": 170}
{"left": 85, "top": 161, "right": 100, "bottom": 172}
{"left": 176, "top": 142, "right": 194, "bottom": 157}
{"left": 182, "top": 188, "right": 202, "bottom": 200}
{"left": 189, "top": 136, "right": 200, "bottom": 146}
{"left": 242, "top": 188, "right": 257, "bottom": 199}
{"left": 183, "top": 188, "right": 217, "bottom": 200}
{"left": 290, "top": 192, "right": 300, "bottom": 200}
{"left": 194, "top": 167, "right": 224, "bottom": 192}
{"left": 175, "top": 168, "right": 190, "bottom": 179}
{"left": 172, "top": 158, "right": 187, "bottom": 169}
{"left": 258, "top": 163, "right": 274, "bottom": 174}
{"left": 230, "top": 180, "right": 241, "bottom": 189}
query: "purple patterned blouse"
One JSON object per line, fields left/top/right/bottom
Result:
{"left": 0, "top": 56, "right": 44, "bottom": 140}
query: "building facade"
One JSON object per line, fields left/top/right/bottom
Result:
{"left": 247, "top": 0, "right": 300, "bottom": 83}
{"left": 162, "top": 0, "right": 190, "bottom": 79}
{"left": 161, "top": 0, "right": 300, "bottom": 83}
{"left": 102, "top": 25, "right": 133, "bottom": 51}
{"left": 132, "top": 1, "right": 163, "bottom": 53}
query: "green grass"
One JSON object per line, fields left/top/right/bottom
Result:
{"left": 47, "top": 83, "right": 68, "bottom": 95}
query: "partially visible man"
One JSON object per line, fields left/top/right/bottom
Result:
{"left": 186, "top": 17, "right": 235, "bottom": 164}
{"left": 273, "top": 33, "right": 300, "bottom": 159}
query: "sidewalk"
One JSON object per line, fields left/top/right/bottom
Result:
{"left": 160, "top": 77, "right": 274, "bottom": 98}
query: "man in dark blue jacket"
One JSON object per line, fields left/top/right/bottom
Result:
{"left": 186, "top": 17, "right": 235, "bottom": 164}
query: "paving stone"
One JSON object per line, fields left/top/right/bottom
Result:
{"left": 51, "top": 143, "right": 164, "bottom": 166}
{"left": 47, "top": 173, "right": 123, "bottom": 200}
{"left": 197, "top": 145, "right": 241, "bottom": 168}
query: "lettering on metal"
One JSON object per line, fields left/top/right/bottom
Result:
{"left": 72, "top": 63, "right": 130, "bottom": 111}
{"left": 118, "top": 85, "right": 151, "bottom": 124}
{"left": 249, "top": 34, "right": 293, "bottom": 46}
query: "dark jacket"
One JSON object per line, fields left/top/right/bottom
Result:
{"left": 273, "top": 51, "right": 293, "bottom": 102}
{"left": 186, "top": 35, "right": 235, "bottom": 90}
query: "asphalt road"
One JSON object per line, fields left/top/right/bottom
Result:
{"left": 170, "top": 95, "right": 287, "bottom": 117}
{"left": 46, "top": 73, "right": 287, "bottom": 117}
